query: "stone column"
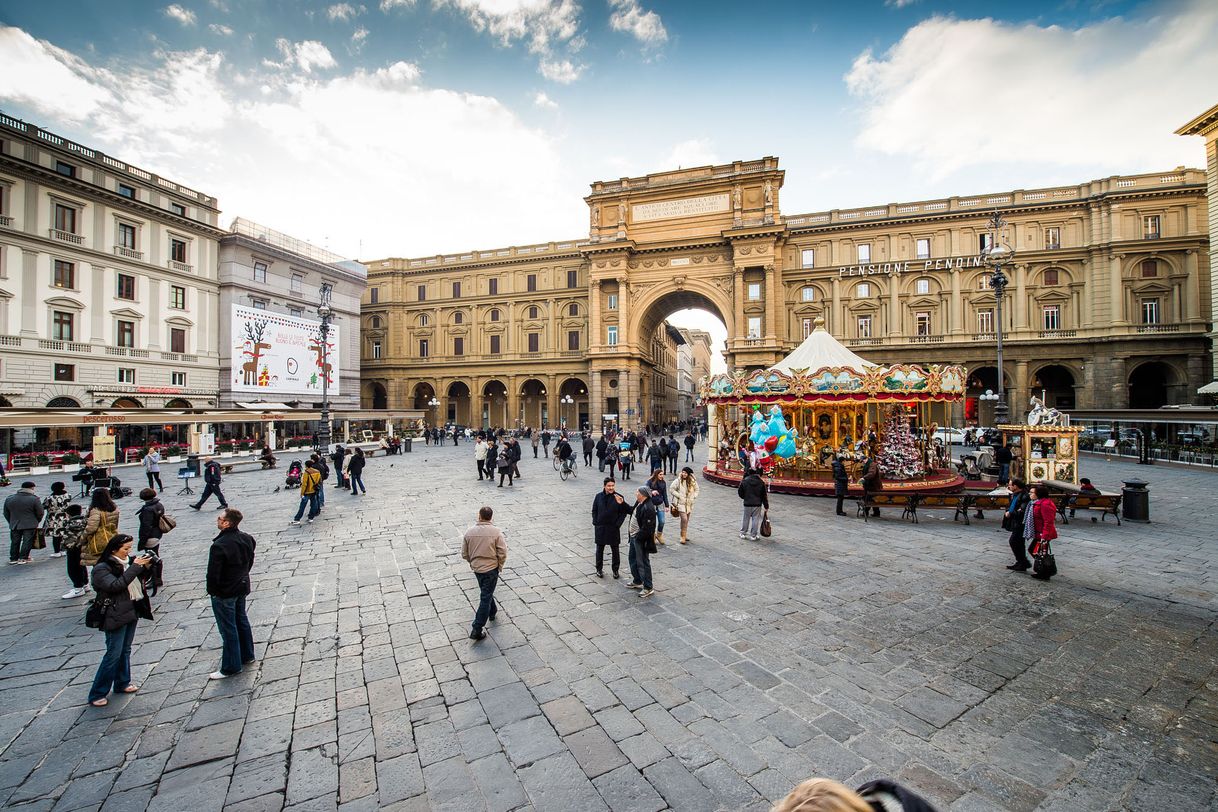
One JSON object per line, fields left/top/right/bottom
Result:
{"left": 1183, "top": 250, "right": 1201, "bottom": 321}
{"left": 764, "top": 264, "right": 778, "bottom": 342}
{"left": 1109, "top": 255, "right": 1125, "bottom": 327}
{"left": 589, "top": 279, "right": 601, "bottom": 350}
{"left": 1012, "top": 360, "right": 1030, "bottom": 422}
{"left": 590, "top": 370, "right": 602, "bottom": 429}
{"left": 950, "top": 269, "right": 963, "bottom": 335}
{"left": 830, "top": 277, "right": 842, "bottom": 334}
{"left": 547, "top": 374, "right": 559, "bottom": 429}
{"left": 1013, "top": 264, "right": 1028, "bottom": 331}
{"left": 887, "top": 275, "right": 901, "bottom": 337}
{"left": 617, "top": 276, "right": 630, "bottom": 350}
{"left": 506, "top": 376, "right": 519, "bottom": 429}
{"left": 733, "top": 269, "right": 745, "bottom": 345}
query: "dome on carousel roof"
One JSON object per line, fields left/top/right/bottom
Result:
{"left": 770, "top": 317, "right": 877, "bottom": 375}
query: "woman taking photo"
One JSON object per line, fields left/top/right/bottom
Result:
{"left": 88, "top": 534, "right": 153, "bottom": 706}
{"left": 81, "top": 488, "right": 120, "bottom": 567}
{"left": 669, "top": 466, "right": 700, "bottom": 544}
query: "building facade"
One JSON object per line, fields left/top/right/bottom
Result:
{"left": 0, "top": 114, "right": 223, "bottom": 425}
{"left": 218, "top": 218, "right": 365, "bottom": 410}
{"left": 363, "top": 158, "right": 1210, "bottom": 429}
{"left": 1178, "top": 102, "right": 1218, "bottom": 389}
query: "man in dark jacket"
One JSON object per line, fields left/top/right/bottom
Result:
{"left": 331, "top": 445, "right": 348, "bottom": 489}
{"left": 647, "top": 440, "right": 665, "bottom": 473}
{"left": 4, "top": 481, "right": 45, "bottom": 564}
{"left": 541, "top": 430, "right": 552, "bottom": 457}
{"left": 595, "top": 436, "right": 608, "bottom": 472}
{"left": 667, "top": 436, "right": 680, "bottom": 475}
{"left": 832, "top": 456, "right": 850, "bottom": 516}
{"left": 683, "top": 432, "right": 695, "bottom": 462}
{"left": 207, "top": 507, "right": 256, "bottom": 679}
{"left": 582, "top": 434, "right": 594, "bottom": 467}
{"left": 625, "top": 486, "right": 657, "bottom": 596}
{"left": 737, "top": 468, "right": 769, "bottom": 540}
{"left": 591, "top": 478, "right": 630, "bottom": 578}
{"left": 190, "top": 457, "right": 228, "bottom": 511}
{"left": 995, "top": 442, "right": 1013, "bottom": 485}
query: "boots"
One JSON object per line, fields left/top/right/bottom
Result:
{"left": 656, "top": 531, "right": 665, "bottom": 545}
{"left": 680, "top": 532, "right": 687, "bottom": 544}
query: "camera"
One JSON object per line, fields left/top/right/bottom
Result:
{"left": 132, "top": 549, "right": 159, "bottom": 563}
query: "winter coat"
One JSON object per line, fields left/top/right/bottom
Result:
{"left": 300, "top": 468, "right": 321, "bottom": 496}
{"left": 90, "top": 555, "right": 148, "bottom": 631}
{"left": 684, "top": 434, "right": 695, "bottom": 449}
{"left": 1004, "top": 489, "right": 1029, "bottom": 535}
{"left": 629, "top": 500, "right": 657, "bottom": 553}
{"left": 82, "top": 508, "right": 120, "bottom": 566}
{"left": 860, "top": 458, "right": 883, "bottom": 492}
{"left": 1031, "top": 497, "right": 1058, "bottom": 542}
{"left": 507, "top": 442, "right": 522, "bottom": 464}
{"left": 737, "top": 473, "right": 769, "bottom": 508}
{"left": 3, "top": 488, "right": 44, "bottom": 530}
{"left": 647, "top": 477, "right": 669, "bottom": 507}
{"left": 856, "top": 780, "right": 939, "bottom": 812}
{"left": 831, "top": 459, "right": 849, "bottom": 497}
{"left": 136, "top": 498, "right": 165, "bottom": 545}
{"left": 206, "top": 527, "right": 256, "bottom": 599}
{"left": 142, "top": 451, "right": 161, "bottom": 473}
{"left": 475, "top": 441, "right": 488, "bottom": 461}
{"left": 42, "top": 493, "right": 74, "bottom": 536}
{"left": 595, "top": 439, "right": 608, "bottom": 459}
{"left": 582, "top": 436, "right": 594, "bottom": 453}
{"left": 62, "top": 515, "right": 88, "bottom": 550}
{"left": 668, "top": 439, "right": 680, "bottom": 458}
{"left": 347, "top": 454, "right": 366, "bottom": 477}
{"left": 203, "top": 460, "right": 222, "bottom": 485}
{"left": 485, "top": 446, "right": 499, "bottom": 469}
{"left": 556, "top": 440, "right": 573, "bottom": 460}
{"left": 647, "top": 446, "right": 665, "bottom": 466}
{"left": 670, "top": 476, "right": 699, "bottom": 514}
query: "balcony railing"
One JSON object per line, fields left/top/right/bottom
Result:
{"left": 1136, "top": 323, "right": 1180, "bottom": 334}
{"left": 1038, "top": 329, "right": 1077, "bottom": 339}
{"left": 0, "top": 335, "right": 20, "bottom": 347}
{"left": 0, "top": 215, "right": 12, "bottom": 227}
{"left": 114, "top": 245, "right": 143, "bottom": 260}
{"left": 168, "top": 259, "right": 193, "bottom": 272}
{"left": 50, "top": 228, "right": 83, "bottom": 245}
{"left": 847, "top": 338, "right": 881, "bottom": 346}
{"left": 909, "top": 335, "right": 944, "bottom": 343}
{"left": 972, "top": 333, "right": 996, "bottom": 342}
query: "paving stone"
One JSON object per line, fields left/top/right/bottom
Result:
{"left": 594, "top": 705, "right": 646, "bottom": 742}
{"left": 374, "top": 753, "right": 423, "bottom": 805}
{"left": 592, "top": 763, "right": 667, "bottom": 812}
{"left": 518, "top": 752, "right": 610, "bottom": 812}
{"left": 286, "top": 747, "right": 338, "bottom": 806}
{"left": 564, "top": 724, "right": 629, "bottom": 779}
{"left": 227, "top": 753, "right": 289, "bottom": 805}
{"left": 480, "top": 682, "right": 541, "bottom": 729}
{"left": 498, "top": 714, "right": 565, "bottom": 768}
{"left": 166, "top": 719, "right": 246, "bottom": 771}
{"left": 643, "top": 756, "right": 714, "bottom": 812}
{"left": 541, "top": 695, "right": 597, "bottom": 736}
{"left": 469, "top": 752, "right": 528, "bottom": 812}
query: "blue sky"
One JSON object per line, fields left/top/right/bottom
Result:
{"left": 0, "top": 0, "right": 1213, "bottom": 267}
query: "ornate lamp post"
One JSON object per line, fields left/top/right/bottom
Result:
{"left": 427, "top": 396, "right": 440, "bottom": 426}
{"left": 560, "top": 394, "right": 574, "bottom": 428}
{"left": 982, "top": 211, "right": 1015, "bottom": 426}
{"left": 316, "top": 285, "right": 334, "bottom": 452}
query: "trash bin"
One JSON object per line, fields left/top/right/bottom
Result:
{"left": 402, "top": 438, "right": 412, "bottom": 453}
{"left": 1122, "top": 478, "right": 1150, "bottom": 523}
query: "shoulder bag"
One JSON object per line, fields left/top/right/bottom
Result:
{"left": 158, "top": 513, "right": 177, "bottom": 534}
{"left": 1032, "top": 540, "right": 1057, "bottom": 578}
{"left": 760, "top": 510, "right": 772, "bottom": 538}
{"left": 84, "top": 597, "right": 113, "bottom": 630}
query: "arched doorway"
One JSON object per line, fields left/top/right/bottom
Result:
{"left": 363, "top": 381, "right": 388, "bottom": 410}
{"left": 447, "top": 381, "right": 471, "bottom": 426}
{"left": 965, "top": 366, "right": 1011, "bottom": 427}
{"left": 481, "top": 380, "right": 508, "bottom": 429}
{"left": 518, "top": 378, "right": 547, "bottom": 429}
{"left": 47, "top": 397, "right": 80, "bottom": 408}
{"left": 1031, "top": 364, "right": 1076, "bottom": 411}
{"left": 412, "top": 382, "right": 437, "bottom": 423}
{"left": 111, "top": 398, "right": 142, "bottom": 409}
{"left": 1129, "top": 362, "right": 1177, "bottom": 409}
{"left": 558, "top": 378, "right": 589, "bottom": 430}
{"left": 165, "top": 398, "right": 192, "bottom": 408}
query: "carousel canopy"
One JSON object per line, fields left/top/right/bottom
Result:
{"left": 771, "top": 318, "right": 876, "bottom": 375}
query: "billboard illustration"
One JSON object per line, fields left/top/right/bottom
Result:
{"left": 231, "top": 305, "right": 340, "bottom": 395}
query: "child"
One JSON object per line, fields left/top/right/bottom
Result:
{"left": 61, "top": 504, "right": 90, "bottom": 599}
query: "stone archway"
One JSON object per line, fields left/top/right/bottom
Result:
{"left": 1030, "top": 364, "right": 1077, "bottom": 410}
{"left": 558, "top": 377, "right": 589, "bottom": 430}
{"left": 481, "top": 380, "right": 508, "bottom": 429}
{"left": 518, "top": 378, "right": 547, "bottom": 429}
{"left": 965, "top": 366, "right": 1012, "bottom": 426}
{"left": 447, "top": 381, "right": 472, "bottom": 426}
{"left": 363, "top": 382, "right": 388, "bottom": 410}
{"left": 411, "top": 382, "right": 438, "bottom": 423}
{"left": 1128, "top": 361, "right": 1180, "bottom": 409}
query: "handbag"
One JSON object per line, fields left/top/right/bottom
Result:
{"left": 669, "top": 505, "right": 679, "bottom": 518}
{"left": 158, "top": 513, "right": 177, "bottom": 534}
{"left": 1033, "top": 540, "right": 1057, "bottom": 578}
{"left": 84, "top": 597, "right": 113, "bottom": 630}
{"left": 760, "top": 510, "right": 772, "bottom": 538}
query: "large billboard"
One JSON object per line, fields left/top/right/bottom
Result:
{"left": 230, "top": 305, "right": 340, "bottom": 396}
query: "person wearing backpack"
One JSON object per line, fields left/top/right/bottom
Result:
{"left": 291, "top": 461, "right": 323, "bottom": 524}
{"left": 311, "top": 453, "right": 330, "bottom": 508}
{"left": 81, "top": 488, "right": 120, "bottom": 567}
{"left": 347, "top": 447, "right": 367, "bottom": 496}
{"left": 87, "top": 533, "right": 154, "bottom": 706}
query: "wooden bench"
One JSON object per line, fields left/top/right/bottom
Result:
{"left": 954, "top": 493, "right": 1011, "bottom": 525}
{"left": 1064, "top": 493, "right": 1122, "bottom": 524}
{"left": 916, "top": 493, "right": 968, "bottom": 522}
{"left": 857, "top": 492, "right": 918, "bottom": 522}
{"left": 219, "top": 459, "right": 267, "bottom": 475}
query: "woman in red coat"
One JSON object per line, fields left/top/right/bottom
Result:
{"left": 1029, "top": 483, "right": 1058, "bottom": 581}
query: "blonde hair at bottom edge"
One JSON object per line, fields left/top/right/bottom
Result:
{"left": 771, "top": 778, "right": 874, "bottom": 812}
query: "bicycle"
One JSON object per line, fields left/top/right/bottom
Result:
{"left": 552, "top": 454, "right": 562, "bottom": 471}
{"left": 559, "top": 456, "right": 577, "bottom": 480}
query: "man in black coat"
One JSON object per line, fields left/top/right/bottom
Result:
{"left": 190, "top": 457, "right": 228, "bottom": 511}
{"left": 667, "top": 436, "right": 680, "bottom": 475}
{"left": 737, "top": 468, "right": 769, "bottom": 540}
{"left": 331, "top": 446, "right": 348, "bottom": 489}
{"left": 683, "top": 432, "right": 696, "bottom": 462}
{"left": 582, "top": 434, "right": 594, "bottom": 467}
{"left": 625, "top": 485, "right": 657, "bottom": 596}
{"left": 207, "top": 507, "right": 256, "bottom": 679}
{"left": 591, "top": 478, "right": 630, "bottom": 579}
{"left": 595, "top": 436, "right": 608, "bottom": 472}
{"left": 832, "top": 456, "right": 850, "bottom": 516}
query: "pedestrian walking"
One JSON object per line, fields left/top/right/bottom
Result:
{"left": 684, "top": 431, "right": 696, "bottom": 462}
{"left": 207, "top": 508, "right": 256, "bottom": 679}
{"left": 832, "top": 455, "right": 850, "bottom": 516}
{"left": 462, "top": 505, "right": 506, "bottom": 640}
{"left": 485, "top": 441, "right": 499, "bottom": 482}
{"left": 618, "top": 443, "right": 634, "bottom": 480}
{"left": 859, "top": 454, "right": 882, "bottom": 516}
{"left": 541, "top": 430, "right": 552, "bottom": 457}
{"left": 87, "top": 534, "right": 153, "bottom": 706}
{"left": 737, "top": 467, "right": 769, "bottom": 541}
{"left": 667, "top": 436, "right": 680, "bottom": 474}
{"left": 670, "top": 467, "right": 699, "bottom": 544}
{"left": 508, "top": 438, "right": 522, "bottom": 480}
{"left": 4, "top": 481, "right": 44, "bottom": 565}
{"left": 42, "top": 481, "right": 73, "bottom": 558}
{"left": 290, "top": 461, "right": 322, "bottom": 524}
{"left": 332, "top": 445, "right": 348, "bottom": 490}
{"left": 582, "top": 433, "right": 594, "bottom": 467}
{"left": 135, "top": 488, "right": 165, "bottom": 552}
{"left": 348, "top": 447, "right": 367, "bottom": 495}
{"left": 1003, "top": 479, "right": 1031, "bottom": 571}
{"left": 60, "top": 504, "right": 89, "bottom": 599}
{"left": 142, "top": 447, "right": 164, "bottom": 492}
{"left": 311, "top": 453, "right": 330, "bottom": 508}
{"left": 596, "top": 436, "right": 608, "bottom": 472}
{"left": 190, "top": 457, "right": 228, "bottom": 511}
{"left": 496, "top": 443, "right": 514, "bottom": 486}
{"left": 604, "top": 443, "right": 619, "bottom": 481}
{"left": 995, "top": 442, "right": 1013, "bottom": 486}
{"left": 647, "top": 469, "right": 669, "bottom": 545}
{"left": 647, "top": 440, "right": 664, "bottom": 473}
{"left": 591, "top": 478, "right": 630, "bottom": 578}
{"left": 625, "top": 486, "right": 657, "bottom": 597}
{"left": 475, "top": 437, "right": 489, "bottom": 480}
{"left": 1026, "top": 483, "right": 1058, "bottom": 581}
{"left": 81, "top": 487, "right": 120, "bottom": 567}
{"left": 531, "top": 432, "right": 540, "bottom": 458}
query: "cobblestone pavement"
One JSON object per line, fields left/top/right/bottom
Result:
{"left": 0, "top": 445, "right": 1215, "bottom": 812}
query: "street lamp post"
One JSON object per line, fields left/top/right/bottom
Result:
{"left": 316, "top": 285, "right": 334, "bottom": 453}
{"left": 982, "top": 211, "right": 1015, "bottom": 426}
{"left": 560, "top": 394, "right": 574, "bottom": 428}
{"left": 427, "top": 396, "right": 440, "bottom": 427}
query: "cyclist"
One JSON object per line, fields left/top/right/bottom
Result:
{"left": 555, "top": 434, "right": 576, "bottom": 475}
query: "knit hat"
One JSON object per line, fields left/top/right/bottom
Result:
{"left": 637, "top": 486, "right": 651, "bottom": 498}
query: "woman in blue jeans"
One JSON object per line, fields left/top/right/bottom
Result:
{"left": 88, "top": 534, "right": 152, "bottom": 706}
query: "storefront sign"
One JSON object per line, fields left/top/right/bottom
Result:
{"left": 137, "top": 387, "right": 184, "bottom": 394}
{"left": 836, "top": 254, "right": 986, "bottom": 278}
{"left": 633, "top": 193, "right": 730, "bottom": 223}
{"left": 230, "top": 305, "right": 341, "bottom": 397}
{"left": 83, "top": 415, "right": 126, "bottom": 424}
{"left": 92, "top": 435, "right": 116, "bottom": 464}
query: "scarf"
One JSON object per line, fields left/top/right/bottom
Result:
{"left": 116, "top": 556, "right": 145, "bottom": 602}
{"left": 1023, "top": 497, "right": 1038, "bottom": 541}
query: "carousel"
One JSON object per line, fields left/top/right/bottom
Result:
{"left": 701, "top": 318, "right": 968, "bottom": 495}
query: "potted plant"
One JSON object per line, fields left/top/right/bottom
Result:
{"left": 31, "top": 454, "right": 51, "bottom": 475}
{"left": 217, "top": 440, "right": 235, "bottom": 457}
{"left": 60, "top": 452, "right": 81, "bottom": 473}
{"left": 165, "top": 444, "right": 183, "bottom": 462}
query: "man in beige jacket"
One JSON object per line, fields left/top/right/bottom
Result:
{"left": 461, "top": 506, "right": 507, "bottom": 640}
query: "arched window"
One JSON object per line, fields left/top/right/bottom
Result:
{"left": 47, "top": 396, "right": 80, "bottom": 408}
{"left": 420, "top": 314, "right": 429, "bottom": 327}
{"left": 528, "top": 305, "right": 539, "bottom": 319}
{"left": 454, "top": 312, "right": 464, "bottom": 325}
{"left": 568, "top": 303, "right": 578, "bottom": 316}
{"left": 489, "top": 309, "right": 500, "bottom": 322}
{"left": 1141, "top": 259, "right": 1158, "bottom": 278}
{"left": 1043, "top": 269, "right": 1059, "bottom": 286}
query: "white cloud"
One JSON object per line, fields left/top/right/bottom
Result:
{"left": 884, "top": 0, "right": 917, "bottom": 7}
{"left": 209, "top": 23, "right": 234, "bottom": 36}
{"left": 350, "top": 27, "right": 369, "bottom": 52}
{"left": 663, "top": 138, "right": 717, "bottom": 169}
{"left": 163, "top": 4, "right": 197, "bottom": 26}
{"left": 539, "top": 57, "right": 581, "bottom": 83}
{"left": 379, "top": 0, "right": 415, "bottom": 10}
{"left": 845, "top": 2, "right": 1218, "bottom": 178}
{"left": 533, "top": 90, "right": 557, "bottom": 108}
{"left": 0, "top": 25, "right": 574, "bottom": 260}
{"left": 608, "top": 0, "right": 667, "bottom": 47}
{"left": 327, "top": 3, "right": 366, "bottom": 21}
{"left": 271, "top": 39, "right": 338, "bottom": 73}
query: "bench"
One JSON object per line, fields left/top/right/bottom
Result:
{"left": 857, "top": 492, "right": 918, "bottom": 522}
{"left": 916, "top": 493, "right": 968, "bottom": 522}
{"left": 219, "top": 459, "right": 269, "bottom": 475}
{"left": 954, "top": 493, "right": 1011, "bottom": 525}
{"left": 1063, "top": 492, "right": 1122, "bottom": 524}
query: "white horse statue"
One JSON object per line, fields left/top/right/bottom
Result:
{"left": 1027, "top": 395, "right": 1064, "bottom": 426}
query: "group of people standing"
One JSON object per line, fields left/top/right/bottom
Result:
{"left": 291, "top": 445, "right": 368, "bottom": 524}
{"left": 473, "top": 436, "right": 525, "bottom": 486}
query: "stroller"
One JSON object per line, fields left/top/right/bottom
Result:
{"left": 285, "top": 460, "right": 303, "bottom": 489}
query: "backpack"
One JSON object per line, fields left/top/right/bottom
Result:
{"left": 85, "top": 512, "right": 116, "bottom": 559}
